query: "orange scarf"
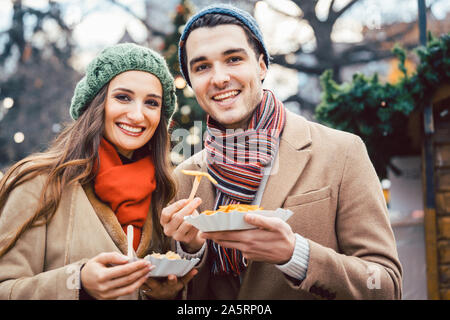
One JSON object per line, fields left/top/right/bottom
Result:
{"left": 94, "top": 138, "right": 156, "bottom": 251}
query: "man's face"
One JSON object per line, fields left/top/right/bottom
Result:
{"left": 185, "top": 24, "right": 267, "bottom": 130}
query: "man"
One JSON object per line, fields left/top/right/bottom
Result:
{"left": 161, "top": 4, "right": 402, "bottom": 300}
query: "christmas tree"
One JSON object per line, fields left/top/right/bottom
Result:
{"left": 162, "top": 0, "right": 205, "bottom": 164}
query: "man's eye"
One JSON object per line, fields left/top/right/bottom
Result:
{"left": 195, "top": 64, "right": 209, "bottom": 72}
{"left": 115, "top": 94, "right": 130, "bottom": 101}
{"left": 228, "top": 56, "right": 242, "bottom": 63}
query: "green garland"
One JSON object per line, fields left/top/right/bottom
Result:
{"left": 315, "top": 33, "right": 449, "bottom": 179}
{"left": 409, "top": 33, "right": 450, "bottom": 106}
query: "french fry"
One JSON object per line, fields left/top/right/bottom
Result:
{"left": 187, "top": 175, "right": 202, "bottom": 202}
{"left": 150, "top": 251, "right": 182, "bottom": 260}
{"left": 201, "top": 204, "right": 263, "bottom": 215}
{"left": 181, "top": 170, "right": 218, "bottom": 215}
{"left": 181, "top": 172, "right": 263, "bottom": 216}
{"left": 201, "top": 210, "right": 217, "bottom": 216}
{"left": 181, "top": 169, "right": 218, "bottom": 185}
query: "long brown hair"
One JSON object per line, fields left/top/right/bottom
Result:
{"left": 0, "top": 84, "right": 176, "bottom": 258}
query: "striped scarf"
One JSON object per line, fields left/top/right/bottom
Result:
{"left": 205, "top": 89, "right": 286, "bottom": 275}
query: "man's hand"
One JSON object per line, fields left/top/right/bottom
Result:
{"left": 160, "top": 198, "right": 204, "bottom": 253}
{"left": 201, "top": 213, "right": 296, "bottom": 264}
{"left": 141, "top": 269, "right": 198, "bottom": 300}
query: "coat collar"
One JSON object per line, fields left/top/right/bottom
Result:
{"left": 280, "top": 110, "right": 312, "bottom": 151}
{"left": 82, "top": 183, "right": 153, "bottom": 258}
{"left": 260, "top": 110, "right": 312, "bottom": 209}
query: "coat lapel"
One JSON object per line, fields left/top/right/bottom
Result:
{"left": 82, "top": 183, "right": 153, "bottom": 258}
{"left": 260, "top": 111, "right": 312, "bottom": 210}
{"left": 240, "top": 111, "right": 312, "bottom": 298}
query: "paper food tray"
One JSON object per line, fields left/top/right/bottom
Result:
{"left": 143, "top": 255, "right": 199, "bottom": 277}
{"left": 183, "top": 208, "right": 293, "bottom": 232}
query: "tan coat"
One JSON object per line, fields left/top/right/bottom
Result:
{"left": 0, "top": 176, "right": 155, "bottom": 300}
{"left": 174, "top": 110, "right": 402, "bottom": 300}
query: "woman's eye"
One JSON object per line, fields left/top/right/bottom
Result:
{"left": 115, "top": 94, "right": 130, "bottom": 101}
{"left": 146, "top": 99, "right": 160, "bottom": 107}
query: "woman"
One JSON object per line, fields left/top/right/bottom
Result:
{"left": 0, "top": 43, "right": 195, "bottom": 300}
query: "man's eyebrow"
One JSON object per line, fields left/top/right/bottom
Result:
{"left": 112, "top": 88, "right": 162, "bottom": 99}
{"left": 223, "top": 48, "right": 248, "bottom": 56}
{"left": 189, "top": 48, "right": 249, "bottom": 70}
{"left": 189, "top": 56, "right": 207, "bottom": 70}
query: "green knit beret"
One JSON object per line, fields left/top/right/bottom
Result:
{"left": 70, "top": 43, "right": 177, "bottom": 121}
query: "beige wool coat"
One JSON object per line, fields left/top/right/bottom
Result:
{"left": 0, "top": 177, "right": 156, "bottom": 300}
{"left": 174, "top": 110, "right": 403, "bottom": 300}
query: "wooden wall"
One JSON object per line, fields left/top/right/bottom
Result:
{"left": 425, "top": 85, "right": 450, "bottom": 299}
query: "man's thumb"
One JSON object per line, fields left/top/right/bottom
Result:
{"left": 244, "top": 213, "right": 276, "bottom": 230}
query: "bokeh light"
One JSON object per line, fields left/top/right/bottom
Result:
{"left": 3, "top": 97, "right": 14, "bottom": 109}
{"left": 174, "top": 75, "right": 186, "bottom": 89}
{"left": 13, "top": 132, "right": 25, "bottom": 143}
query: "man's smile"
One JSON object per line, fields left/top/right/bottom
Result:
{"left": 212, "top": 90, "right": 240, "bottom": 101}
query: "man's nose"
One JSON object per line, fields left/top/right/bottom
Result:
{"left": 210, "top": 64, "right": 230, "bottom": 88}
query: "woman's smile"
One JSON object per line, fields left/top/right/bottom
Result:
{"left": 104, "top": 70, "right": 162, "bottom": 158}
{"left": 116, "top": 122, "right": 146, "bottom": 136}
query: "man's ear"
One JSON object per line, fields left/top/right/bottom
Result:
{"left": 258, "top": 54, "right": 267, "bottom": 81}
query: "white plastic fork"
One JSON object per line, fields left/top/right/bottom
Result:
{"left": 127, "top": 225, "right": 137, "bottom": 260}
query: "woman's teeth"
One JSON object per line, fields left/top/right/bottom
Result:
{"left": 117, "top": 123, "right": 144, "bottom": 133}
{"left": 213, "top": 90, "right": 239, "bottom": 101}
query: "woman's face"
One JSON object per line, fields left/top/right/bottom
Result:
{"left": 104, "top": 70, "right": 162, "bottom": 158}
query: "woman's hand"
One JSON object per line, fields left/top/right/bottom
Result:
{"left": 80, "top": 252, "right": 154, "bottom": 300}
{"left": 160, "top": 198, "right": 204, "bottom": 253}
{"left": 140, "top": 268, "right": 198, "bottom": 300}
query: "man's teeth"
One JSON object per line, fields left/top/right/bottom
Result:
{"left": 213, "top": 90, "right": 239, "bottom": 101}
{"left": 117, "top": 123, "right": 143, "bottom": 133}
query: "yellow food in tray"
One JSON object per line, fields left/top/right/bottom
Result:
{"left": 201, "top": 204, "right": 263, "bottom": 216}
{"left": 150, "top": 251, "right": 182, "bottom": 260}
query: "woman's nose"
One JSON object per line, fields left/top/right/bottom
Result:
{"left": 126, "top": 103, "right": 145, "bottom": 123}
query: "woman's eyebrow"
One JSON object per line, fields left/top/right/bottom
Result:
{"left": 112, "top": 88, "right": 162, "bottom": 99}
{"left": 112, "top": 87, "right": 134, "bottom": 93}
{"left": 147, "top": 93, "right": 162, "bottom": 99}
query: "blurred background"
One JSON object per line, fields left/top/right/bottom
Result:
{"left": 0, "top": 0, "right": 449, "bottom": 299}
